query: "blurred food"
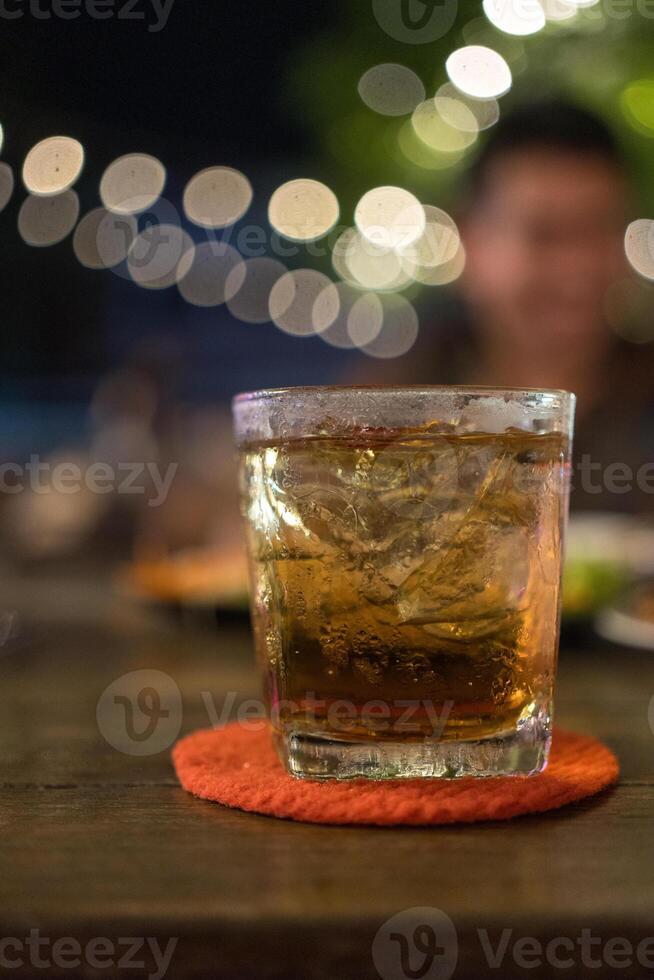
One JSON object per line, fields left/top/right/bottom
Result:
{"left": 561, "top": 512, "right": 654, "bottom": 619}
{"left": 596, "top": 581, "right": 654, "bottom": 650}
{"left": 562, "top": 558, "right": 627, "bottom": 620}
{"left": 122, "top": 546, "right": 249, "bottom": 609}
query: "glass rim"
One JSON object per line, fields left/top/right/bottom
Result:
{"left": 233, "top": 383, "right": 576, "bottom": 405}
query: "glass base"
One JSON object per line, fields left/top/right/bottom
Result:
{"left": 274, "top": 717, "right": 551, "bottom": 780}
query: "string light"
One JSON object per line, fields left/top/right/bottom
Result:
{"left": 73, "top": 207, "right": 137, "bottom": 269}
{"left": 100, "top": 154, "right": 166, "bottom": 215}
{"left": 446, "top": 46, "right": 512, "bottom": 99}
{"left": 178, "top": 241, "right": 246, "bottom": 307}
{"left": 0, "top": 163, "right": 14, "bottom": 212}
{"left": 183, "top": 167, "right": 252, "bottom": 229}
{"left": 412, "top": 100, "right": 478, "bottom": 153}
{"left": 269, "top": 269, "right": 336, "bottom": 335}
{"left": 127, "top": 224, "right": 193, "bottom": 290}
{"left": 482, "top": 0, "right": 545, "bottom": 36}
{"left": 226, "top": 257, "right": 287, "bottom": 324}
{"left": 434, "top": 83, "right": 499, "bottom": 133}
{"left": 398, "top": 205, "right": 461, "bottom": 276}
{"left": 624, "top": 220, "right": 654, "bottom": 281}
{"left": 358, "top": 64, "right": 425, "bottom": 117}
{"left": 18, "top": 191, "right": 80, "bottom": 247}
{"left": 268, "top": 179, "right": 339, "bottom": 242}
{"left": 354, "top": 186, "right": 425, "bottom": 249}
{"left": 23, "top": 136, "right": 84, "bottom": 197}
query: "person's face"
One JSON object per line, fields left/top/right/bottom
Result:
{"left": 460, "top": 149, "right": 628, "bottom": 348}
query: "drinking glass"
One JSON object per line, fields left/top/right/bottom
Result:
{"left": 233, "top": 386, "right": 575, "bottom": 780}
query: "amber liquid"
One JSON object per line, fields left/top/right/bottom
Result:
{"left": 240, "top": 426, "right": 566, "bottom": 745}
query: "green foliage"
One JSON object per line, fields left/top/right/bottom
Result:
{"left": 287, "top": 1, "right": 654, "bottom": 214}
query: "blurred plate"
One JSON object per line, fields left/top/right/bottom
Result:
{"left": 566, "top": 512, "right": 654, "bottom": 576}
{"left": 595, "top": 580, "right": 654, "bottom": 651}
{"left": 561, "top": 512, "right": 654, "bottom": 621}
{"left": 120, "top": 547, "right": 249, "bottom": 612}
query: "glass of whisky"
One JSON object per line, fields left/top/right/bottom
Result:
{"left": 233, "top": 386, "right": 575, "bottom": 780}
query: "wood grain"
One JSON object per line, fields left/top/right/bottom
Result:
{"left": 1, "top": 571, "right": 653, "bottom": 978}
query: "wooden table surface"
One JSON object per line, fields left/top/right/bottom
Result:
{"left": 1, "top": 567, "right": 653, "bottom": 979}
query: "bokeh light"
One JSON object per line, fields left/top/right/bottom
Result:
{"left": 346, "top": 293, "right": 385, "bottom": 347}
{"left": 0, "top": 162, "right": 14, "bottom": 212}
{"left": 434, "top": 82, "right": 499, "bottom": 132}
{"left": 314, "top": 281, "right": 378, "bottom": 349}
{"left": 269, "top": 268, "right": 335, "bottom": 336}
{"left": 621, "top": 80, "right": 654, "bottom": 137}
{"left": 397, "top": 121, "right": 465, "bottom": 171}
{"left": 100, "top": 154, "right": 166, "bottom": 215}
{"left": 333, "top": 227, "right": 410, "bottom": 291}
{"left": 127, "top": 224, "right": 193, "bottom": 290}
{"left": 624, "top": 220, "right": 654, "bottom": 281}
{"left": 354, "top": 186, "right": 425, "bottom": 249}
{"left": 412, "top": 99, "right": 478, "bottom": 153}
{"left": 22, "top": 136, "right": 84, "bottom": 196}
{"left": 357, "top": 63, "right": 426, "bottom": 117}
{"left": 226, "top": 256, "right": 287, "bottom": 324}
{"left": 482, "top": 0, "right": 545, "bottom": 36}
{"left": 73, "top": 207, "right": 137, "bottom": 269}
{"left": 18, "top": 191, "right": 80, "bottom": 247}
{"left": 406, "top": 241, "right": 466, "bottom": 286}
{"left": 183, "top": 167, "right": 253, "bottom": 229}
{"left": 398, "top": 205, "right": 460, "bottom": 276}
{"left": 540, "top": 0, "right": 578, "bottom": 21}
{"left": 446, "top": 45, "right": 513, "bottom": 99}
{"left": 178, "top": 241, "right": 246, "bottom": 307}
{"left": 268, "top": 179, "right": 339, "bottom": 242}
{"left": 359, "top": 293, "right": 419, "bottom": 359}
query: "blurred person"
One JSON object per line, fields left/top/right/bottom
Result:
{"left": 360, "top": 99, "right": 654, "bottom": 513}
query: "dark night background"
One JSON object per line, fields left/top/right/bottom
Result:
{"left": 0, "top": 0, "right": 353, "bottom": 447}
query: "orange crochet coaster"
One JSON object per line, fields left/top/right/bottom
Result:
{"left": 172, "top": 722, "right": 619, "bottom": 826}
